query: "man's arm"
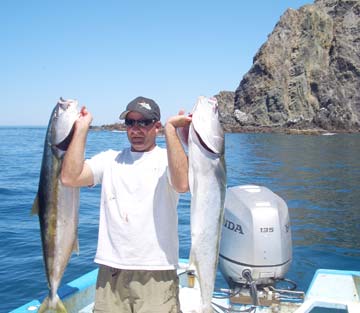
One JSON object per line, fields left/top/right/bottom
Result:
{"left": 164, "top": 110, "right": 192, "bottom": 193}
{"left": 61, "top": 106, "right": 94, "bottom": 187}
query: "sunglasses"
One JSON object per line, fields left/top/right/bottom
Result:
{"left": 125, "top": 118, "right": 156, "bottom": 128}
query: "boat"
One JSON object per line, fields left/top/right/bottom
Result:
{"left": 10, "top": 261, "right": 360, "bottom": 313}
{"left": 11, "top": 185, "right": 360, "bottom": 312}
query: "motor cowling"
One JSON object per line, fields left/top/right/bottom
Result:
{"left": 219, "top": 185, "right": 292, "bottom": 287}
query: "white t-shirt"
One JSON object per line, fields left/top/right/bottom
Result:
{"left": 86, "top": 146, "right": 179, "bottom": 270}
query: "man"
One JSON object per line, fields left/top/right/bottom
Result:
{"left": 61, "top": 96, "right": 192, "bottom": 313}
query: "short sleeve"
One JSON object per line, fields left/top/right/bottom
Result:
{"left": 85, "top": 149, "right": 118, "bottom": 186}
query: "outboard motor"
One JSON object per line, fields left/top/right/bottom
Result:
{"left": 219, "top": 185, "right": 292, "bottom": 288}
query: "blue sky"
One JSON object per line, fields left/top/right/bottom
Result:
{"left": 2, "top": 0, "right": 311, "bottom": 126}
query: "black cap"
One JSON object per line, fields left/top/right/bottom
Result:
{"left": 119, "top": 96, "right": 161, "bottom": 121}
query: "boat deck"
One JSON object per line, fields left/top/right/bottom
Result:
{"left": 10, "top": 264, "right": 360, "bottom": 313}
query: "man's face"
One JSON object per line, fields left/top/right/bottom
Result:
{"left": 125, "top": 111, "right": 161, "bottom": 152}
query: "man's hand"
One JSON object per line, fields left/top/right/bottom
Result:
{"left": 75, "top": 106, "right": 93, "bottom": 133}
{"left": 61, "top": 105, "right": 94, "bottom": 187}
{"left": 166, "top": 109, "right": 192, "bottom": 129}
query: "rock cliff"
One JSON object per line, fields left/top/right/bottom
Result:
{"left": 221, "top": 0, "right": 359, "bottom": 132}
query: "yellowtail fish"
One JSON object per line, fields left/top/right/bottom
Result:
{"left": 32, "top": 98, "right": 80, "bottom": 313}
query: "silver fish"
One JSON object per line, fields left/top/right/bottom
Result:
{"left": 188, "top": 96, "right": 227, "bottom": 312}
{"left": 32, "top": 97, "right": 80, "bottom": 313}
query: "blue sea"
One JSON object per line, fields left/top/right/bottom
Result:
{"left": 1, "top": 127, "right": 360, "bottom": 312}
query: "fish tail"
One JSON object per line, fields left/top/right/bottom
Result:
{"left": 38, "top": 294, "right": 67, "bottom": 313}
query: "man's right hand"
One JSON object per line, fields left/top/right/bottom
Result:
{"left": 75, "top": 106, "right": 93, "bottom": 132}
{"left": 61, "top": 105, "right": 94, "bottom": 188}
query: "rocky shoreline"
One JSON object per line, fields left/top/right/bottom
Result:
{"left": 90, "top": 123, "right": 127, "bottom": 132}
{"left": 90, "top": 123, "right": 358, "bottom": 136}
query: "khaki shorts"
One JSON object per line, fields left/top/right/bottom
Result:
{"left": 93, "top": 265, "right": 181, "bottom": 313}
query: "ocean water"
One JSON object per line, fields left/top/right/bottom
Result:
{"left": 0, "top": 127, "right": 359, "bottom": 312}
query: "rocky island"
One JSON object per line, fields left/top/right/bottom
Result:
{"left": 218, "top": 0, "right": 359, "bottom": 133}
{"left": 94, "top": 0, "right": 359, "bottom": 134}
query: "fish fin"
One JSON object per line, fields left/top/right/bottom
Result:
{"left": 55, "top": 297, "right": 67, "bottom": 313}
{"left": 37, "top": 296, "right": 49, "bottom": 313}
{"left": 73, "top": 237, "right": 80, "bottom": 254}
{"left": 31, "top": 194, "right": 39, "bottom": 215}
{"left": 38, "top": 294, "right": 67, "bottom": 313}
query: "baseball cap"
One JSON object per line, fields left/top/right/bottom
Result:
{"left": 119, "top": 96, "right": 161, "bottom": 121}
